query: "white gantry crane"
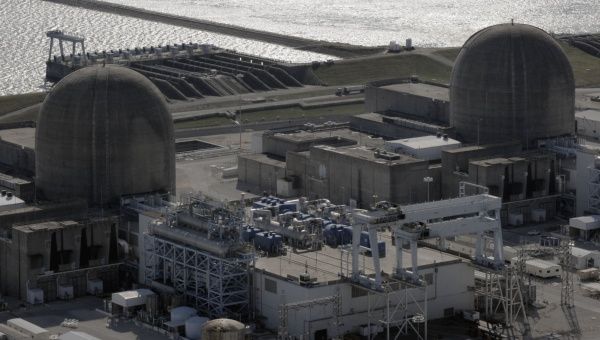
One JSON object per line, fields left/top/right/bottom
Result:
{"left": 352, "top": 194, "right": 504, "bottom": 289}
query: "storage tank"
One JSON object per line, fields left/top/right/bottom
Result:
{"left": 201, "top": 319, "right": 246, "bottom": 340}
{"left": 185, "top": 316, "right": 209, "bottom": 340}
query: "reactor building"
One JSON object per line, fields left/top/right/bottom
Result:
{"left": 238, "top": 23, "right": 577, "bottom": 225}
{"left": 0, "top": 65, "right": 176, "bottom": 302}
{"left": 35, "top": 65, "right": 176, "bottom": 205}
{"left": 450, "top": 23, "right": 575, "bottom": 147}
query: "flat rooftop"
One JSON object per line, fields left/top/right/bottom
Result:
{"left": 380, "top": 83, "right": 449, "bottom": 102}
{"left": 389, "top": 135, "right": 460, "bottom": 149}
{"left": 575, "top": 109, "right": 600, "bottom": 122}
{"left": 255, "top": 230, "right": 462, "bottom": 283}
{"left": 0, "top": 194, "right": 24, "bottom": 207}
{"left": 314, "top": 145, "right": 424, "bottom": 165}
{"left": 0, "top": 296, "right": 168, "bottom": 340}
{"left": 0, "top": 127, "right": 35, "bottom": 149}
{"left": 270, "top": 127, "right": 385, "bottom": 148}
{"left": 14, "top": 220, "right": 79, "bottom": 233}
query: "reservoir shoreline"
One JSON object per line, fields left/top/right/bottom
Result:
{"left": 42, "top": 0, "right": 384, "bottom": 58}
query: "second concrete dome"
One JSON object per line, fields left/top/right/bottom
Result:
{"left": 36, "top": 65, "right": 175, "bottom": 205}
{"left": 450, "top": 23, "right": 575, "bottom": 146}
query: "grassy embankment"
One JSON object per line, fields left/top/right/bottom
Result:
{"left": 0, "top": 92, "right": 45, "bottom": 123}
{"left": 432, "top": 43, "right": 600, "bottom": 88}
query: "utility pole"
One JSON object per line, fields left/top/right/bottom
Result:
{"left": 423, "top": 176, "right": 433, "bottom": 202}
{"left": 559, "top": 239, "right": 575, "bottom": 307}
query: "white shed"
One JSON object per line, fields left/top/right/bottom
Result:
{"left": 570, "top": 247, "right": 598, "bottom": 269}
{"left": 111, "top": 289, "right": 155, "bottom": 308}
{"left": 111, "top": 289, "right": 155, "bottom": 317}
{"left": 524, "top": 259, "right": 561, "bottom": 278}
{"left": 6, "top": 318, "right": 48, "bottom": 339}
{"left": 569, "top": 215, "right": 600, "bottom": 240}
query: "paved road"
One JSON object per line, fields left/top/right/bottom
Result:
{"left": 172, "top": 94, "right": 363, "bottom": 121}
{"left": 175, "top": 115, "right": 350, "bottom": 138}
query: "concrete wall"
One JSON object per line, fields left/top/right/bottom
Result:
{"left": 254, "top": 261, "right": 473, "bottom": 339}
{"left": 365, "top": 86, "right": 449, "bottom": 124}
{"left": 441, "top": 142, "right": 522, "bottom": 198}
{"left": 576, "top": 149, "right": 598, "bottom": 216}
{"left": 350, "top": 114, "right": 433, "bottom": 140}
{"left": 285, "top": 152, "right": 310, "bottom": 197}
{"left": 262, "top": 133, "right": 356, "bottom": 159}
{"left": 237, "top": 154, "right": 286, "bottom": 195}
{"left": 305, "top": 146, "right": 437, "bottom": 207}
{"left": 0, "top": 217, "right": 117, "bottom": 300}
{"left": 0, "top": 139, "right": 35, "bottom": 176}
{"left": 576, "top": 115, "right": 600, "bottom": 140}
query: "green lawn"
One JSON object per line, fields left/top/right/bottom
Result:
{"left": 430, "top": 44, "right": 600, "bottom": 88}
{"left": 0, "top": 92, "right": 45, "bottom": 117}
{"left": 313, "top": 53, "right": 452, "bottom": 86}
{"left": 561, "top": 42, "right": 600, "bottom": 87}
{"left": 432, "top": 48, "right": 461, "bottom": 62}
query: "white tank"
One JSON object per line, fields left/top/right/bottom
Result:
{"left": 186, "top": 316, "right": 210, "bottom": 340}
{"left": 171, "top": 306, "right": 197, "bottom": 323}
{"left": 202, "top": 319, "right": 246, "bottom": 340}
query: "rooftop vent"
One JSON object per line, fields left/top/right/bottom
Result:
{"left": 375, "top": 150, "right": 401, "bottom": 161}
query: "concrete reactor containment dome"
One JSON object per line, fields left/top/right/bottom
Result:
{"left": 450, "top": 23, "right": 575, "bottom": 146}
{"left": 201, "top": 318, "right": 246, "bottom": 340}
{"left": 36, "top": 65, "right": 175, "bottom": 205}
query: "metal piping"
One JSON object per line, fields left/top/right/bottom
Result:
{"left": 149, "top": 221, "right": 235, "bottom": 257}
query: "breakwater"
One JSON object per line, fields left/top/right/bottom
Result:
{"left": 42, "top": 0, "right": 383, "bottom": 58}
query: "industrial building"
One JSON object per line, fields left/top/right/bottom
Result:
{"left": 0, "top": 21, "right": 597, "bottom": 339}
{"left": 239, "top": 23, "right": 581, "bottom": 229}
{"left": 238, "top": 126, "right": 441, "bottom": 207}
{"left": 0, "top": 65, "right": 177, "bottom": 303}
{"left": 575, "top": 109, "right": 600, "bottom": 140}
{"left": 36, "top": 65, "right": 175, "bottom": 206}
{"left": 450, "top": 24, "right": 575, "bottom": 147}
{"left": 0, "top": 217, "right": 120, "bottom": 302}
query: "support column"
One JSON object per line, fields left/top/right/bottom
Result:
{"left": 438, "top": 237, "right": 447, "bottom": 250}
{"left": 48, "top": 37, "right": 54, "bottom": 61}
{"left": 352, "top": 224, "right": 361, "bottom": 280}
{"left": 475, "top": 233, "right": 484, "bottom": 262}
{"left": 395, "top": 231, "right": 403, "bottom": 277}
{"left": 368, "top": 227, "right": 381, "bottom": 287}
{"left": 493, "top": 228, "right": 504, "bottom": 264}
{"left": 59, "top": 40, "right": 64, "bottom": 59}
{"left": 81, "top": 42, "right": 87, "bottom": 64}
{"left": 410, "top": 240, "right": 418, "bottom": 277}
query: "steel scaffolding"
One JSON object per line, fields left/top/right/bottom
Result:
{"left": 144, "top": 234, "right": 253, "bottom": 319}
{"left": 475, "top": 266, "right": 528, "bottom": 337}
{"left": 278, "top": 291, "right": 341, "bottom": 340}
{"left": 361, "top": 278, "right": 427, "bottom": 340}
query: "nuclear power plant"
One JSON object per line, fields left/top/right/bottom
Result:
{"left": 450, "top": 24, "right": 575, "bottom": 146}
{"left": 36, "top": 66, "right": 176, "bottom": 205}
{"left": 0, "top": 22, "right": 598, "bottom": 339}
